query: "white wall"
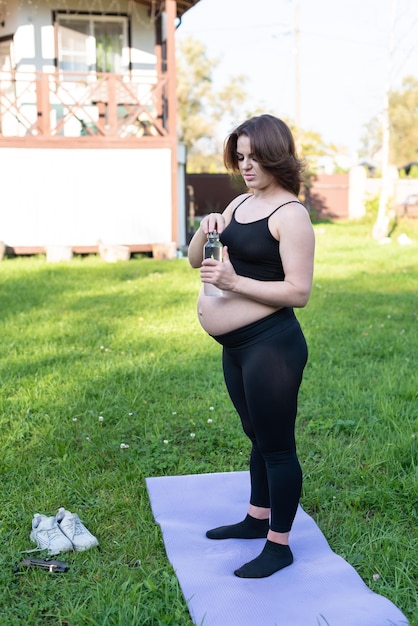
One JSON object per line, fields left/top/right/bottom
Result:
{"left": 395, "top": 179, "right": 418, "bottom": 205}
{"left": 0, "top": 147, "right": 173, "bottom": 247}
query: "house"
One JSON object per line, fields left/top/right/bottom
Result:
{"left": 0, "top": 0, "right": 200, "bottom": 258}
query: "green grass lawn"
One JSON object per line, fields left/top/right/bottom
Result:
{"left": 0, "top": 218, "right": 417, "bottom": 625}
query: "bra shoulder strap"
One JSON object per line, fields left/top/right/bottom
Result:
{"left": 268, "top": 200, "right": 303, "bottom": 218}
{"left": 232, "top": 194, "right": 252, "bottom": 217}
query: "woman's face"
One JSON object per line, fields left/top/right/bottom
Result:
{"left": 236, "top": 135, "right": 274, "bottom": 190}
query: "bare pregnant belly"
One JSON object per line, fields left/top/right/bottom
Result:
{"left": 197, "top": 287, "right": 281, "bottom": 336}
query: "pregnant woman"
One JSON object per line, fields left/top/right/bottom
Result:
{"left": 188, "top": 114, "right": 315, "bottom": 578}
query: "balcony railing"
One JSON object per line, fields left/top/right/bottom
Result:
{"left": 0, "top": 70, "right": 169, "bottom": 140}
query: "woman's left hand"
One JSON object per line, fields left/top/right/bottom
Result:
{"left": 200, "top": 246, "right": 238, "bottom": 292}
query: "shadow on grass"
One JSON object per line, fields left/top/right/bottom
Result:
{"left": 0, "top": 259, "right": 416, "bottom": 625}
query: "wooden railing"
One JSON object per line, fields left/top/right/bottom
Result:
{"left": 0, "top": 70, "right": 169, "bottom": 140}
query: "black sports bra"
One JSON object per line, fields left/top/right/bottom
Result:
{"left": 220, "top": 195, "right": 302, "bottom": 281}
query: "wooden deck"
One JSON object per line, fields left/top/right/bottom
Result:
{"left": 0, "top": 70, "right": 174, "bottom": 147}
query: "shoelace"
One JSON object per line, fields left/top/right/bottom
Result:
{"left": 25, "top": 518, "right": 75, "bottom": 553}
{"left": 58, "top": 516, "right": 79, "bottom": 547}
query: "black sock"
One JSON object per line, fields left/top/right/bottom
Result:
{"left": 234, "top": 540, "right": 293, "bottom": 578}
{"left": 206, "top": 514, "right": 269, "bottom": 540}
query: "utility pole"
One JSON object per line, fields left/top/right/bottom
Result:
{"left": 294, "top": 3, "right": 301, "bottom": 129}
{"left": 294, "top": 3, "right": 301, "bottom": 140}
{"left": 372, "top": 0, "right": 397, "bottom": 240}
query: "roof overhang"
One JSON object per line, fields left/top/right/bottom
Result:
{"left": 132, "top": 0, "right": 201, "bottom": 18}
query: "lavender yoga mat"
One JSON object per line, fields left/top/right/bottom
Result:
{"left": 146, "top": 471, "right": 409, "bottom": 626}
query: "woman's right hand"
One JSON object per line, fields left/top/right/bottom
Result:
{"left": 200, "top": 213, "right": 226, "bottom": 235}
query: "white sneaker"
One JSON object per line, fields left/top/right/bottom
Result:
{"left": 30, "top": 513, "right": 74, "bottom": 555}
{"left": 56, "top": 507, "right": 99, "bottom": 551}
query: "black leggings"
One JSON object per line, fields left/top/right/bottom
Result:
{"left": 213, "top": 308, "right": 308, "bottom": 533}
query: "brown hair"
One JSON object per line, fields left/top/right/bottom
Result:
{"left": 224, "top": 114, "right": 304, "bottom": 196}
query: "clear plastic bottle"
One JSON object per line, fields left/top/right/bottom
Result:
{"left": 203, "top": 231, "right": 223, "bottom": 297}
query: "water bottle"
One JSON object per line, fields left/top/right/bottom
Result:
{"left": 203, "top": 231, "right": 223, "bottom": 297}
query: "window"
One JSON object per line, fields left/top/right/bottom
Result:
{"left": 56, "top": 14, "right": 128, "bottom": 74}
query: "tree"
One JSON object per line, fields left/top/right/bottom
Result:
{"left": 176, "top": 37, "right": 247, "bottom": 172}
{"left": 176, "top": 38, "right": 346, "bottom": 176}
{"left": 360, "top": 76, "right": 418, "bottom": 169}
{"left": 359, "top": 117, "right": 382, "bottom": 166}
{"left": 390, "top": 76, "right": 418, "bottom": 167}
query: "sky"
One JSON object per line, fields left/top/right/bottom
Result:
{"left": 176, "top": 0, "right": 418, "bottom": 159}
